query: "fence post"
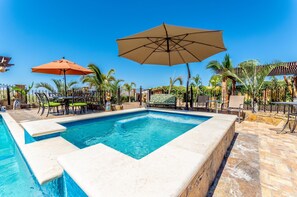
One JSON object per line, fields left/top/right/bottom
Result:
{"left": 139, "top": 86, "right": 142, "bottom": 106}
{"left": 7, "top": 86, "right": 11, "bottom": 106}
{"left": 148, "top": 89, "right": 151, "bottom": 101}
{"left": 189, "top": 86, "right": 193, "bottom": 109}
{"left": 117, "top": 87, "right": 121, "bottom": 105}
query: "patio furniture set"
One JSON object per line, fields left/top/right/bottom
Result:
{"left": 35, "top": 91, "right": 102, "bottom": 117}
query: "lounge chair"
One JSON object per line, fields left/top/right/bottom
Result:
{"left": 223, "top": 95, "right": 244, "bottom": 123}
{"left": 196, "top": 95, "right": 209, "bottom": 111}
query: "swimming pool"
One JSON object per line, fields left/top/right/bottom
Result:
{"left": 0, "top": 116, "right": 45, "bottom": 196}
{"left": 61, "top": 111, "right": 210, "bottom": 159}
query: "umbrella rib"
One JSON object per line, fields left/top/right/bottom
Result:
{"left": 163, "top": 23, "right": 170, "bottom": 53}
{"left": 117, "top": 31, "right": 222, "bottom": 41}
{"left": 169, "top": 34, "right": 188, "bottom": 51}
{"left": 177, "top": 39, "right": 226, "bottom": 50}
{"left": 174, "top": 45, "right": 187, "bottom": 64}
{"left": 141, "top": 39, "right": 167, "bottom": 64}
{"left": 147, "top": 37, "right": 167, "bottom": 51}
{"left": 117, "top": 36, "right": 165, "bottom": 41}
{"left": 170, "top": 30, "right": 222, "bottom": 38}
{"left": 118, "top": 38, "right": 165, "bottom": 56}
{"left": 171, "top": 40, "right": 202, "bottom": 62}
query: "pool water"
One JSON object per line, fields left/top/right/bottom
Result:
{"left": 0, "top": 117, "right": 45, "bottom": 196}
{"left": 61, "top": 111, "right": 209, "bottom": 159}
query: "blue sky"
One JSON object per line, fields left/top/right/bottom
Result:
{"left": 1, "top": 0, "right": 297, "bottom": 89}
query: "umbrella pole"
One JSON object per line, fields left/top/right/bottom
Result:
{"left": 185, "top": 63, "right": 191, "bottom": 110}
{"left": 63, "top": 69, "right": 67, "bottom": 96}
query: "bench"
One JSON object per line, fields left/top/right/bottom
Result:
{"left": 147, "top": 94, "right": 176, "bottom": 109}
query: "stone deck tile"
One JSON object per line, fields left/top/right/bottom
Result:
{"left": 209, "top": 120, "right": 297, "bottom": 197}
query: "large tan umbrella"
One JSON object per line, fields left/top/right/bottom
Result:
{"left": 32, "top": 58, "right": 93, "bottom": 95}
{"left": 117, "top": 23, "right": 226, "bottom": 109}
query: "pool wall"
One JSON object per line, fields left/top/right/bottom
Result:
{"left": 180, "top": 122, "right": 235, "bottom": 197}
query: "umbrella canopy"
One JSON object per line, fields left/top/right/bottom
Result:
{"left": 32, "top": 58, "right": 93, "bottom": 75}
{"left": 117, "top": 23, "right": 226, "bottom": 66}
{"left": 32, "top": 58, "right": 93, "bottom": 95}
{"left": 117, "top": 23, "right": 226, "bottom": 109}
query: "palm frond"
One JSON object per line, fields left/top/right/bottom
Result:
{"left": 35, "top": 82, "right": 55, "bottom": 92}
{"left": 206, "top": 60, "right": 222, "bottom": 73}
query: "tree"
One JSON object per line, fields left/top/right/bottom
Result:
{"left": 81, "top": 64, "right": 103, "bottom": 90}
{"left": 168, "top": 76, "right": 183, "bottom": 94}
{"left": 110, "top": 79, "right": 124, "bottom": 95}
{"left": 35, "top": 79, "right": 77, "bottom": 95}
{"left": 110, "top": 79, "right": 124, "bottom": 103}
{"left": 208, "top": 75, "right": 222, "bottom": 97}
{"left": 123, "top": 82, "right": 136, "bottom": 102}
{"left": 207, "top": 54, "right": 234, "bottom": 102}
{"left": 233, "top": 60, "right": 280, "bottom": 113}
{"left": 102, "top": 69, "right": 116, "bottom": 91}
{"left": 190, "top": 74, "right": 202, "bottom": 106}
{"left": 12, "top": 82, "right": 34, "bottom": 104}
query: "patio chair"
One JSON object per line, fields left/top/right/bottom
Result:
{"left": 223, "top": 95, "right": 244, "bottom": 123}
{"left": 35, "top": 92, "right": 42, "bottom": 114}
{"left": 69, "top": 93, "right": 88, "bottom": 114}
{"left": 37, "top": 93, "right": 62, "bottom": 117}
{"left": 196, "top": 96, "right": 209, "bottom": 111}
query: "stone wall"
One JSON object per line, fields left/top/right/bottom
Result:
{"left": 179, "top": 122, "right": 235, "bottom": 197}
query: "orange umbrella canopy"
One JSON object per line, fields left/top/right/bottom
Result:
{"left": 32, "top": 58, "right": 93, "bottom": 95}
{"left": 32, "top": 58, "right": 93, "bottom": 75}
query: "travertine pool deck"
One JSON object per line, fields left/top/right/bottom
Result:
{"left": 209, "top": 120, "right": 297, "bottom": 197}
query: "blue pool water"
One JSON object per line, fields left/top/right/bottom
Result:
{"left": 0, "top": 117, "right": 45, "bottom": 196}
{"left": 61, "top": 111, "right": 209, "bottom": 159}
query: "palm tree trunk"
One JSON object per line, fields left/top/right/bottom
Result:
{"left": 221, "top": 77, "right": 228, "bottom": 107}
{"left": 232, "top": 79, "right": 236, "bottom": 95}
{"left": 128, "top": 91, "right": 131, "bottom": 102}
{"left": 196, "top": 89, "right": 199, "bottom": 107}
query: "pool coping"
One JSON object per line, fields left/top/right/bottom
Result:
{"left": 2, "top": 108, "right": 237, "bottom": 195}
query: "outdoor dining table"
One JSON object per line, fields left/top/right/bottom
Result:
{"left": 52, "top": 96, "right": 82, "bottom": 115}
{"left": 208, "top": 100, "right": 222, "bottom": 114}
{"left": 271, "top": 101, "right": 297, "bottom": 134}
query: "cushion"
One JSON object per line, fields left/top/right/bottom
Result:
{"left": 70, "top": 102, "right": 88, "bottom": 107}
{"left": 149, "top": 94, "right": 176, "bottom": 104}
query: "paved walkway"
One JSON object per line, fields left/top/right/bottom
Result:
{"left": 210, "top": 121, "right": 297, "bottom": 197}
{"left": 7, "top": 102, "right": 142, "bottom": 123}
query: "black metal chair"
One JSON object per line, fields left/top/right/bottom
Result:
{"left": 37, "top": 93, "right": 62, "bottom": 117}
{"left": 35, "top": 92, "right": 42, "bottom": 114}
{"left": 69, "top": 92, "right": 88, "bottom": 114}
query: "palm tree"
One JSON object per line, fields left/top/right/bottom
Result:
{"left": 207, "top": 54, "right": 234, "bottom": 103}
{"left": 233, "top": 60, "right": 280, "bottom": 113}
{"left": 101, "top": 69, "right": 116, "bottom": 91}
{"left": 35, "top": 79, "right": 78, "bottom": 94}
{"left": 208, "top": 75, "right": 222, "bottom": 97}
{"left": 190, "top": 74, "right": 202, "bottom": 106}
{"left": 168, "top": 76, "right": 183, "bottom": 94}
{"left": 81, "top": 64, "right": 103, "bottom": 90}
{"left": 123, "top": 82, "right": 136, "bottom": 102}
{"left": 81, "top": 64, "right": 117, "bottom": 104}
